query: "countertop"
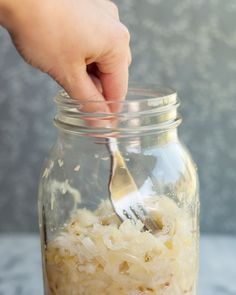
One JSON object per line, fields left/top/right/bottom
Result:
{"left": 0, "top": 234, "right": 235, "bottom": 295}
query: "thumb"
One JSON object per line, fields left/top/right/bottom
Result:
{"left": 99, "top": 63, "right": 129, "bottom": 113}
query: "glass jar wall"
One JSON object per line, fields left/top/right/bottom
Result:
{"left": 38, "top": 86, "right": 199, "bottom": 295}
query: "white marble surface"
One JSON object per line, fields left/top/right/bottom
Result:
{"left": 0, "top": 234, "right": 235, "bottom": 295}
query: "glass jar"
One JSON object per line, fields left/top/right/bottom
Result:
{"left": 38, "top": 86, "right": 199, "bottom": 295}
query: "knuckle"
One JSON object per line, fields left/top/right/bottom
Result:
{"left": 109, "top": 1, "right": 119, "bottom": 14}
{"left": 117, "top": 24, "right": 130, "bottom": 43}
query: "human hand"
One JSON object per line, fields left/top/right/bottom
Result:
{"left": 0, "top": 0, "right": 131, "bottom": 112}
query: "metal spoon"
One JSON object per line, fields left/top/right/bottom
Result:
{"left": 108, "top": 137, "right": 159, "bottom": 233}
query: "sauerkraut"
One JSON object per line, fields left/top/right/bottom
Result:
{"left": 45, "top": 196, "right": 198, "bottom": 295}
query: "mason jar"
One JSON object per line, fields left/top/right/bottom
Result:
{"left": 38, "top": 86, "right": 199, "bottom": 295}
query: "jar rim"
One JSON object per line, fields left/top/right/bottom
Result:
{"left": 54, "top": 84, "right": 181, "bottom": 138}
{"left": 55, "top": 84, "right": 177, "bottom": 111}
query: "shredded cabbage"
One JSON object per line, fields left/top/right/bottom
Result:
{"left": 45, "top": 196, "right": 198, "bottom": 295}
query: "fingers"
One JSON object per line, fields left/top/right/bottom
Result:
{"left": 97, "top": 24, "right": 131, "bottom": 112}
{"left": 50, "top": 0, "right": 131, "bottom": 116}
{"left": 99, "top": 64, "right": 129, "bottom": 113}
{"left": 62, "top": 65, "right": 109, "bottom": 114}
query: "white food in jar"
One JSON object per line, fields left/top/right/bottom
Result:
{"left": 45, "top": 196, "right": 198, "bottom": 295}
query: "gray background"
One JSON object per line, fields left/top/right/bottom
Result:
{"left": 0, "top": 0, "right": 236, "bottom": 233}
